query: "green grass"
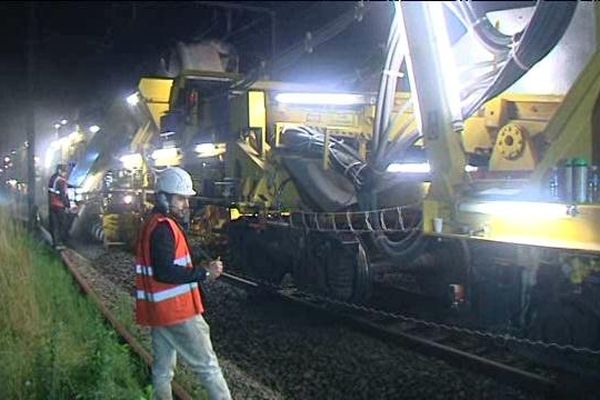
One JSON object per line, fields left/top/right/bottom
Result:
{"left": 0, "top": 212, "right": 150, "bottom": 399}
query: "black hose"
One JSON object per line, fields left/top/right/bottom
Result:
{"left": 372, "top": 11, "right": 405, "bottom": 163}
{"left": 279, "top": 126, "right": 365, "bottom": 187}
{"left": 456, "top": 2, "right": 513, "bottom": 56}
{"left": 463, "top": 1, "right": 577, "bottom": 117}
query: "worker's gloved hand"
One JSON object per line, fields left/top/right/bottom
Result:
{"left": 206, "top": 259, "right": 223, "bottom": 282}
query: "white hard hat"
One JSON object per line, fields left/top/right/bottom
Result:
{"left": 155, "top": 167, "right": 196, "bottom": 196}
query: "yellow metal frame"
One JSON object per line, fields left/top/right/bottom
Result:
{"left": 138, "top": 78, "right": 174, "bottom": 129}
{"left": 421, "top": 6, "right": 600, "bottom": 254}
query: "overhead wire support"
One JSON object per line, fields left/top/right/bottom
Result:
{"left": 26, "top": 1, "right": 37, "bottom": 231}
{"left": 193, "top": 1, "right": 277, "bottom": 62}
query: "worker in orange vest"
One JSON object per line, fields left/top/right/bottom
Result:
{"left": 47, "top": 163, "right": 70, "bottom": 250}
{"left": 135, "top": 167, "right": 231, "bottom": 400}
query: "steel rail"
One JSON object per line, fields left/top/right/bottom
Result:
{"left": 36, "top": 227, "right": 194, "bottom": 400}
{"left": 219, "top": 272, "right": 595, "bottom": 399}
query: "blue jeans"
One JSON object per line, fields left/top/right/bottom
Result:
{"left": 151, "top": 315, "right": 231, "bottom": 400}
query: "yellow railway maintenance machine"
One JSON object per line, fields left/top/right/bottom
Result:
{"left": 153, "top": 2, "right": 600, "bottom": 349}
{"left": 395, "top": 1, "right": 600, "bottom": 348}
{"left": 98, "top": 78, "right": 170, "bottom": 248}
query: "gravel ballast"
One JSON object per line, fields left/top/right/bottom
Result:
{"left": 72, "top": 242, "right": 539, "bottom": 400}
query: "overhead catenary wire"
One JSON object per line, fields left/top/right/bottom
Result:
{"left": 231, "top": 1, "right": 372, "bottom": 93}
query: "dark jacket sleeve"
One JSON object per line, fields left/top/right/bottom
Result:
{"left": 150, "top": 222, "right": 208, "bottom": 284}
{"left": 58, "top": 178, "right": 70, "bottom": 208}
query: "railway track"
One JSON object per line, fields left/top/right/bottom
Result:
{"left": 35, "top": 219, "right": 600, "bottom": 399}
{"left": 220, "top": 271, "right": 600, "bottom": 399}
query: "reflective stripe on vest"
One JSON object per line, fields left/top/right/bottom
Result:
{"left": 48, "top": 174, "right": 66, "bottom": 208}
{"left": 134, "top": 213, "right": 204, "bottom": 326}
{"left": 136, "top": 282, "right": 199, "bottom": 302}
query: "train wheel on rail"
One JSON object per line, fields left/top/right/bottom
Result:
{"left": 526, "top": 296, "right": 600, "bottom": 349}
{"left": 293, "top": 232, "right": 371, "bottom": 303}
{"left": 414, "top": 238, "right": 469, "bottom": 301}
{"left": 228, "top": 221, "right": 288, "bottom": 284}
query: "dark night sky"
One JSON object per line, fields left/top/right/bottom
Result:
{"left": 0, "top": 1, "right": 393, "bottom": 157}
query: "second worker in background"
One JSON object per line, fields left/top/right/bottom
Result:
{"left": 47, "top": 163, "right": 70, "bottom": 250}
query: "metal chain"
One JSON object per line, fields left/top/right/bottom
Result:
{"left": 237, "top": 273, "right": 600, "bottom": 357}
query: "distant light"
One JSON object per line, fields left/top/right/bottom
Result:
{"left": 152, "top": 148, "right": 178, "bottom": 160}
{"left": 151, "top": 148, "right": 180, "bottom": 166}
{"left": 0, "top": 168, "right": 3, "bottom": 173}
{"left": 54, "top": 123, "right": 61, "bottom": 129}
{"left": 60, "top": 119, "right": 68, "bottom": 125}
{"left": 126, "top": 92, "right": 140, "bottom": 106}
{"left": 465, "top": 165, "right": 479, "bottom": 172}
{"left": 34, "top": 156, "right": 40, "bottom": 164}
{"left": 45, "top": 137, "right": 69, "bottom": 170}
{"left": 10, "top": 150, "right": 16, "bottom": 155}
{"left": 89, "top": 125, "right": 101, "bottom": 133}
{"left": 7, "top": 179, "right": 17, "bottom": 187}
{"left": 386, "top": 162, "right": 431, "bottom": 173}
{"left": 194, "top": 143, "right": 226, "bottom": 158}
{"left": 4, "top": 156, "right": 10, "bottom": 163}
{"left": 274, "top": 92, "right": 366, "bottom": 105}
{"left": 195, "top": 143, "right": 215, "bottom": 153}
{"left": 123, "top": 194, "right": 134, "bottom": 204}
{"left": 119, "top": 153, "right": 143, "bottom": 170}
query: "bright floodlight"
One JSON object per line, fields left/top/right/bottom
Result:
{"left": 459, "top": 201, "right": 570, "bottom": 221}
{"left": 151, "top": 147, "right": 179, "bottom": 161}
{"left": 89, "top": 125, "right": 101, "bottom": 133}
{"left": 126, "top": 92, "right": 140, "bottom": 106}
{"left": 53, "top": 123, "right": 61, "bottom": 129}
{"left": 119, "top": 153, "right": 143, "bottom": 170}
{"left": 274, "top": 92, "right": 366, "bottom": 105}
{"left": 386, "top": 162, "right": 431, "bottom": 173}
{"left": 195, "top": 143, "right": 215, "bottom": 153}
{"left": 194, "top": 143, "right": 226, "bottom": 158}
{"left": 60, "top": 119, "right": 68, "bottom": 125}
{"left": 3, "top": 156, "right": 10, "bottom": 163}
{"left": 427, "top": 3, "right": 463, "bottom": 122}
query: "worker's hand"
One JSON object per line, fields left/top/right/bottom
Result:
{"left": 206, "top": 258, "right": 223, "bottom": 282}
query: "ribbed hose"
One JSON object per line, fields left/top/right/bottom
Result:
{"left": 360, "top": 2, "right": 425, "bottom": 261}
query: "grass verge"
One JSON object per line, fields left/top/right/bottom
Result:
{"left": 0, "top": 212, "right": 150, "bottom": 399}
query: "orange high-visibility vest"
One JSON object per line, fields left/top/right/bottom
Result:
{"left": 48, "top": 174, "right": 67, "bottom": 209}
{"left": 135, "top": 213, "right": 204, "bottom": 326}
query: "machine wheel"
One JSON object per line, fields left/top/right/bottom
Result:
{"left": 228, "top": 221, "right": 288, "bottom": 284}
{"left": 294, "top": 232, "right": 371, "bottom": 302}
{"left": 415, "top": 238, "right": 469, "bottom": 299}
{"left": 527, "top": 297, "right": 600, "bottom": 349}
